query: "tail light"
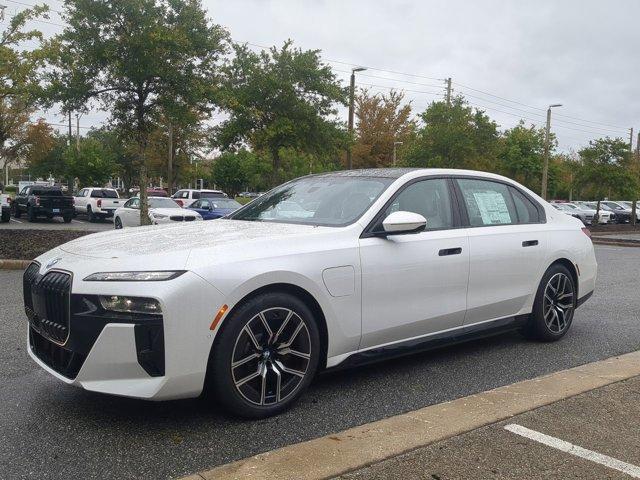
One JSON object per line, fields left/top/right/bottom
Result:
{"left": 34, "top": 196, "right": 40, "bottom": 206}
{"left": 175, "top": 200, "right": 183, "bottom": 207}
{"left": 6, "top": 197, "right": 10, "bottom": 204}
{"left": 581, "top": 227, "right": 592, "bottom": 239}
{"left": 97, "top": 199, "right": 102, "bottom": 208}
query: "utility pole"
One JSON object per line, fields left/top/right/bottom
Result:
{"left": 0, "top": 5, "right": 6, "bottom": 21}
{"left": 167, "top": 123, "right": 173, "bottom": 196}
{"left": 347, "top": 67, "right": 366, "bottom": 170}
{"left": 636, "top": 131, "right": 640, "bottom": 159}
{"left": 541, "top": 104, "right": 562, "bottom": 200}
{"left": 445, "top": 77, "right": 452, "bottom": 106}
{"left": 393, "top": 141, "right": 403, "bottom": 166}
{"left": 68, "top": 111, "right": 72, "bottom": 146}
{"left": 75, "top": 114, "right": 80, "bottom": 152}
{"left": 630, "top": 127, "right": 636, "bottom": 226}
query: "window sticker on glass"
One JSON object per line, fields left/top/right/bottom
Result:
{"left": 473, "top": 191, "right": 512, "bottom": 225}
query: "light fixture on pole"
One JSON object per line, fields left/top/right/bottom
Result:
{"left": 347, "top": 67, "right": 367, "bottom": 170}
{"left": 541, "top": 103, "right": 562, "bottom": 200}
{"left": 393, "top": 141, "right": 403, "bottom": 166}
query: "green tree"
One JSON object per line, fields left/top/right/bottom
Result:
{"left": 353, "top": 89, "right": 414, "bottom": 168}
{"left": 402, "top": 97, "right": 499, "bottom": 170}
{"left": 498, "top": 121, "right": 553, "bottom": 192}
{"left": 63, "top": 138, "right": 119, "bottom": 187}
{"left": 43, "top": 0, "right": 228, "bottom": 223}
{"left": 23, "top": 120, "right": 67, "bottom": 178}
{"left": 211, "top": 150, "right": 251, "bottom": 197}
{"left": 0, "top": 5, "right": 49, "bottom": 183}
{"left": 215, "top": 41, "right": 348, "bottom": 185}
{"left": 575, "top": 137, "right": 637, "bottom": 199}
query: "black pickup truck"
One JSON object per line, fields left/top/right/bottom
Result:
{"left": 12, "top": 186, "right": 75, "bottom": 223}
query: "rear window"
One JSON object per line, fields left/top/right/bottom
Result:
{"left": 33, "top": 188, "right": 63, "bottom": 196}
{"left": 200, "top": 191, "right": 226, "bottom": 198}
{"left": 91, "top": 189, "right": 119, "bottom": 198}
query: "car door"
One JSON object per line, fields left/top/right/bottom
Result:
{"left": 122, "top": 198, "right": 140, "bottom": 226}
{"left": 359, "top": 177, "right": 470, "bottom": 349}
{"left": 454, "top": 177, "right": 548, "bottom": 324}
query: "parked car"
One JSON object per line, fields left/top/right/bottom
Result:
{"left": 601, "top": 201, "right": 634, "bottom": 223}
{"left": 130, "top": 188, "right": 169, "bottom": 198}
{"left": 113, "top": 196, "right": 202, "bottom": 228}
{"left": 570, "top": 202, "right": 612, "bottom": 224}
{"left": 172, "top": 189, "right": 227, "bottom": 208}
{"left": 12, "top": 185, "right": 74, "bottom": 222}
{"left": 74, "top": 187, "right": 124, "bottom": 222}
{"left": 24, "top": 169, "right": 596, "bottom": 418}
{"left": 0, "top": 193, "right": 10, "bottom": 222}
{"left": 551, "top": 203, "right": 593, "bottom": 225}
{"left": 186, "top": 197, "right": 242, "bottom": 220}
{"left": 616, "top": 201, "right": 640, "bottom": 220}
{"left": 578, "top": 202, "right": 618, "bottom": 223}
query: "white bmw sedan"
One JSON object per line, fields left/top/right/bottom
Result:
{"left": 24, "top": 169, "right": 596, "bottom": 418}
{"left": 113, "top": 196, "right": 202, "bottom": 228}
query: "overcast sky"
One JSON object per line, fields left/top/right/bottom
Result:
{"left": 9, "top": 0, "right": 640, "bottom": 152}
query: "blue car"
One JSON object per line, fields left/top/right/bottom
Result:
{"left": 187, "top": 197, "right": 242, "bottom": 220}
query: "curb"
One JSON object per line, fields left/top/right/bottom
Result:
{"left": 0, "top": 259, "right": 30, "bottom": 270}
{"left": 185, "top": 350, "right": 640, "bottom": 480}
{"left": 592, "top": 239, "right": 640, "bottom": 247}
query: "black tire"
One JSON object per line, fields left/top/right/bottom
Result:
{"left": 1, "top": 210, "right": 9, "bottom": 223}
{"left": 207, "top": 291, "right": 321, "bottom": 418}
{"left": 523, "top": 263, "right": 576, "bottom": 342}
{"left": 13, "top": 204, "right": 21, "bottom": 218}
{"left": 27, "top": 206, "right": 36, "bottom": 222}
{"left": 63, "top": 214, "right": 72, "bottom": 223}
{"left": 87, "top": 205, "right": 97, "bottom": 222}
{"left": 114, "top": 216, "right": 123, "bottom": 229}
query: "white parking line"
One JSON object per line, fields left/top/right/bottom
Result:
{"left": 70, "top": 219, "right": 84, "bottom": 224}
{"left": 504, "top": 424, "right": 640, "bottom": 478}
{"left": 9, "top": 218, "right": 22, "bottom": 223}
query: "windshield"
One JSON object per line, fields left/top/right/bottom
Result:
{"left": 229, "top": 175, "right": 394, "bottom": 226}
{"left": 603, "top": 202, "right": 625, "bottom": 210}
{"left": 149, "top": 198, "right": 180, "bottom": 208}
{"left": 210, "top": 199, "right": 241, "bottom": 209}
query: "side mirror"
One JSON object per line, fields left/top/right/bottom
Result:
{"left": 381, "top": 211, "right": 427, "bottom": 235}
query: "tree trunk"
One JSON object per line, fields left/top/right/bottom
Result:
{"left": 138, "top": 134, "right": 151, "bottom": 226}
{"left": 271, "top": 146, "right": 281, "bottom": 187}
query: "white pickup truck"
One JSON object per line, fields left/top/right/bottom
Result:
{"left": 1, "top": 193, "right": 10, "bottom": 222}
{"left": 74, "top": 187, "right": 124, "bottom": 222}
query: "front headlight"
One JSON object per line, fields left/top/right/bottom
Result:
{"left": 151, "top": 213, "right": 168, "bottom": 219}
{"left": 99, "top": 295, "right": 162, "bottom": 314}
{"left": 84, "top": 271, "right": 186, "bottom": 281}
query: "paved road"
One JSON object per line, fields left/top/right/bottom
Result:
{"left": 1, "top": 245, "right": 639, "bottom": 480}
{"left": 3, "top": 215, "right": 113, "bottom": 231}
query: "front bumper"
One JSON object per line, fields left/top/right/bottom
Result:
{"left": 25, "top": 267, "right": 224, "bottom": 400}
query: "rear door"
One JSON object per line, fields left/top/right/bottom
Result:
{"left": 359, "top": 177, "right": 469, "bottom": 348}
{"left": 454, "top": 177, "right": 548, "bottom": 324}
{"left": 122, "top": 198, "right": 141, "bottom": 226}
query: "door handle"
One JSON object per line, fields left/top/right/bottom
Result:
{"left": 522, "top": 240, "right": 539, "bottom": 247}
{"left": 439, "top": 247, "right": 463, "bottom": 256}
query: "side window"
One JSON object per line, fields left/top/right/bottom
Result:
{"left": 191, "top": 191, "right": 200, "bottom": 199}
{"left": 84, "top": 189, "right": 91, "bottom": 197}
{"left": 125, "top": 198, "right": 140, "bottom": 209}
{"left": 20, "top": 187, "right": 29, "bottom": 195}
{"left": 510, "top": 187, "right": 540, "bottom": 223}
{"left": 383, "top": 178, "right": 454, "bottom": 230}
{"left": 191, "top": 200, "right": 201, "bottom": 208}
{"left": 201, "top": 199, "right": 210, "bottom": 209}
{"left": 457, "top": 178, "right": 517, "bottom": 227}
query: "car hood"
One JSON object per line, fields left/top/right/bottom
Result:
{"left": 56, "top": 219, "right": 325, "bottom": 260}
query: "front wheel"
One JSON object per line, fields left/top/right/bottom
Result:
{"left": 523, "top": 264, "right": 576, "bottom": 342}
{"left": 27, "top": 206, "right": 36, "bottom": 222}
{"left": 1, "top": 210, "right": 9, "bottom": 223}
{"left": 207, "top": 292, "right": 321, "bottom": 418}
{"left": 13, "top": 204, "right": 21, "bottom": 218}
{"left": 114, "top": 216, "right": 123, "bottom": 229}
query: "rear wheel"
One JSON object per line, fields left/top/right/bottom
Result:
{"left": 13, "top": 204, "right": 21, "bottom": 218}
{"left": 523, "top": 264, "right": 576, "bottom": 341}
{"left": 1, "top": 210, "right": 9, "bottom": 222}
{"left": 87, "top": 205, "right": 97, "bottom": 222}
{"left": 207, "top": 292, "right": 320, "bottom": 418}
{"left": 62, "top": 214, "right": 72, "bottom": 223}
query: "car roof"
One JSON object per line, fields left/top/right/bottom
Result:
{"left": 306, "top": 168, "right": 530, "bottom": 182}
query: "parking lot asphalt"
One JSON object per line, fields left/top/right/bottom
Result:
{"left": 3, "top": 215, "right": 113, "bottom": 231}
{"left": 340, "top": 376, "right": 640, "bottom": 480}
{"left": 1, "top": 245, "right": 639, "bottom": 480}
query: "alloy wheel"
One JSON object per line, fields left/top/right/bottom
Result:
{"left": 542, "top": 273, "right": 574, "bottom": 333}
{"left": 114, "top": 217, "right": 122, "bottom": 229}
{"left": 231, "top": 307, "right": 311, "bottom": 406}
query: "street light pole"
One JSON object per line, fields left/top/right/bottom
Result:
{"left": 347, "top": 67, "right": 366, "bottom": 170}
{"left": 393, "top": 141, "right": 403, "bottom": 166}
{"left": 541, "top": 103, "right": 562, "bottom": 200}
